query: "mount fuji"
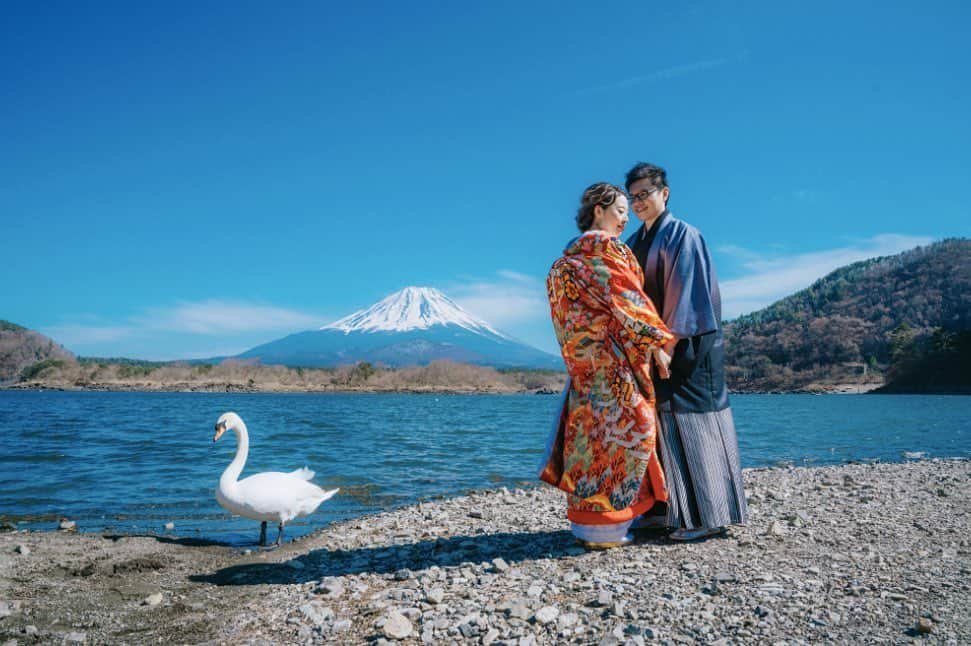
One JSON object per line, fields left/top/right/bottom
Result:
{"left": 233, "top": 287, "right": 563, "bottom": 370}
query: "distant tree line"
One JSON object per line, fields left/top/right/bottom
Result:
{"left": 10, "top": 357, "right": 566, "bottom": 394}
{"left": 724, "top": 239, "right": 970, "bottom": 393}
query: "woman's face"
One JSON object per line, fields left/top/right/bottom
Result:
{"left": 593, "top": 194, "right": 629, "bottom": 237}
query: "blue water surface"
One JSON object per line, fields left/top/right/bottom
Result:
{"left": 0, "top": 391, "right": 968, "bottom": 543}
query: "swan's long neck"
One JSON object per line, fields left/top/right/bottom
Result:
{"left": 220, "top": 421, "right": 249, "bottom": 489}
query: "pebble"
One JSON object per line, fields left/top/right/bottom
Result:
{"left": 141, "top": 593, "right": 163, "bottom": 607}
{"left": 14, "top": 544, "right": 29, "bottom": 555}
{"left": 535, "top": 606, "right": 559, "bottom": 625}
{"left": 916, "top": 617, "right": 934, "bottom": 634}
{"left": 164, "top": 522, "right": 175, "bottom": 531}
{"left": 507, "top": 601, "right": 532, "bottom": 620}
{"left": 381, "top": 611, "right": 412, "bottom": 639}
{"left": 316, "top": 580, "right": 345, "bottom": 599}
{"left": 425, "top": 587, "right": 445, "bottom": 604}
{"left": 298, "top": 602, "right": 333, "bottom": 625}
{"left": 58, "top": 519, "right": 76, "bottom": 531}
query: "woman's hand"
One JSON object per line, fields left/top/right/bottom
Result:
{"left": 653, "top": 346, "right": 672, "bottom": 379}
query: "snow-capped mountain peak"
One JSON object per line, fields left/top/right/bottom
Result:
{"left": 321, "top": 286, "right": 509, "bottom": 338}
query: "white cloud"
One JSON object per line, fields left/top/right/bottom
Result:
{"left": 134, "top": 300, "right": 322, "bottom": 334}
{"left": 577, "top": 57, "right": 732, "bottom": 95}
{"left": 496, "top": 269, "right": 534, "bottom": 283}
{"left": 41, "top": 300, "right": 327, "bottom": 360}
{"left": 40, "top": 324, "right": 134, "bottom": 346}
{"left": 719, "top": 234, "right": 934, "bottom": 319}
{"left": 447, "top": 273, "right": 550, "bottom": 330}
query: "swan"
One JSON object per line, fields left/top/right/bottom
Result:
{"left": 213, "top": 412, "right": 339, "bottom": 547}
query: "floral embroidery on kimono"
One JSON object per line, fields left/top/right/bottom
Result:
{"left": 543, "top": 231, "right": 673, "bottom": 525}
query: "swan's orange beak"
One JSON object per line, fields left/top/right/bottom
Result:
{"left": 213, "top": 422, "right": 226, "bottom": 442}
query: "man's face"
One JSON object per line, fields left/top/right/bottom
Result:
{"left": 628, "top": 177, "right": 669, "bottom": 225}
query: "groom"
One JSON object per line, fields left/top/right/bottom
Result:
{"left": 624, "top": 162, "right": 748, "bottom": 541}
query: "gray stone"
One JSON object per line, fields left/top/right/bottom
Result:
{"left": 492, "top": 557, "right": 510, "bottom": 572}
{"left": 58, "top": 519, "right": 76, "bottom": 531}
{"left": 14, "top": 544, "right": 30, "bottom": 555}
{"left": 142, "top": 593, "right": 163, "bottom": 607}
{"left": 401, "top": 607, "right": 421, "bottom": 620}
{"left": 916, "top": 617, "right": 934, "bottom": 634}
{"left": 482, "top": 628, "right": 501, "bottom": 645}
{"left": 394, "top": 568, "right": 414, "bottom": 581}
{"left": 332, "top": 619, "right": 352, "bottom": 633}
{"left": 425, "top": 587, "right": 445, "bottom": 604}
{"left": 535, "top": 605, "right": 559, "bottom": 625}
{"left": 64, "top": 633, "right": 86, "bottom": 644}
{"left": 316, "top": 580, "right": 345, "bottom": 599}
{"left": 508, "top": 601, "right": 532, "bottom": 620}
{"left": 382, "top": 611, "right": 412, "bottom": 640}
{"left": 768, "top": 521, "right": 787, "bottom": 537}
{"left": 298, "top": 602, "right": 334, "bottom": 625}
{"left": 557, "top": 612, "right": 579, "bottom": 629}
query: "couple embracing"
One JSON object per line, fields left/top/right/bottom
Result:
{"left": 540, "top": 162, "right": 747, "bottom": 548}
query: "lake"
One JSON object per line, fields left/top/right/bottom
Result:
{"left": 1, "top": 391, "right": 968, "bottom": 544}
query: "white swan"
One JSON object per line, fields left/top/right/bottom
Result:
{"left": 213, "top": 412, "right": 339, "bottom": 546}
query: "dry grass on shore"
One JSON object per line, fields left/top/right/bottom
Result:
{"left": 7, "top": 358, "right": 567, "bottom": 394}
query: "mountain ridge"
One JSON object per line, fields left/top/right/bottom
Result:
{"left": 724, "top": 238, "right": 970, "bottom": 392}
{"left": 0, "top": 320, "right": 75, "bottom": 382}
{"left": 234, "top": 287, "right": 562, "bottom": 369}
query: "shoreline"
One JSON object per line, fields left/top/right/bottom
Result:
{"left": 2, "top": 459, "right": 968, "bottom": 644}
{"left": 5, "top": 382, "right": 958, "bottom": 396}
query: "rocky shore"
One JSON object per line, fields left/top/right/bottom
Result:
{"left": 2, "top": 459, "right": 968, "bottom": 644}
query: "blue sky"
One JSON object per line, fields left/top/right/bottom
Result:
{"left": 3, "top": 1, "right": 969, "bottom": 359}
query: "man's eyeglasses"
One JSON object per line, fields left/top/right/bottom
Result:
{"left": 629, "top": 187, "right": 662, "bottom": 204}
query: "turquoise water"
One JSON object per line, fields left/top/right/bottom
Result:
{"left": 1, "top": 391, "right": 968, "bottom": 543}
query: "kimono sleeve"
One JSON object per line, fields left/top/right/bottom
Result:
{"left": 601, "top": 241, "right": 674, "bottom": 377}
{"left": 660, "top": 225, "right": 721, "bottom": 338}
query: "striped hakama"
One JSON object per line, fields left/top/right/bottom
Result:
{"left": 657, "top": 403, "right": 748, "bottom": 529}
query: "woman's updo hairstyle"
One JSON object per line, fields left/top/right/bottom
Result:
{"left": 576, "top": 182, "right": 625, "bottom": 232}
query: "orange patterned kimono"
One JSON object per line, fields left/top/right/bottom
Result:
{"left": 543, "top": 231, "right": 673, "bottom": 526}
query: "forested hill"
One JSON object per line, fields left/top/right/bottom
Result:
{"left": 0, "top": 320, "right": 75, "bottom": 383}
{"left": 724, "top": 238, "right": 971, "bottom": 393}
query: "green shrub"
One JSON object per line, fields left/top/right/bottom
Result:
{"left": 118, "top": 364, "right": 154, "bottom": 379}
{"left": 20, "top": 359, "right": 65, "bottom": 381}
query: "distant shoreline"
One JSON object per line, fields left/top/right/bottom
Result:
{"left": 5, "top": 380, "right": 967, "bottom": 396}
{"left": 0, "top": 381, "right": 560, "bottom": 395}
{"left": 1, "top": 359, "right": 568, "bottom": 395}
